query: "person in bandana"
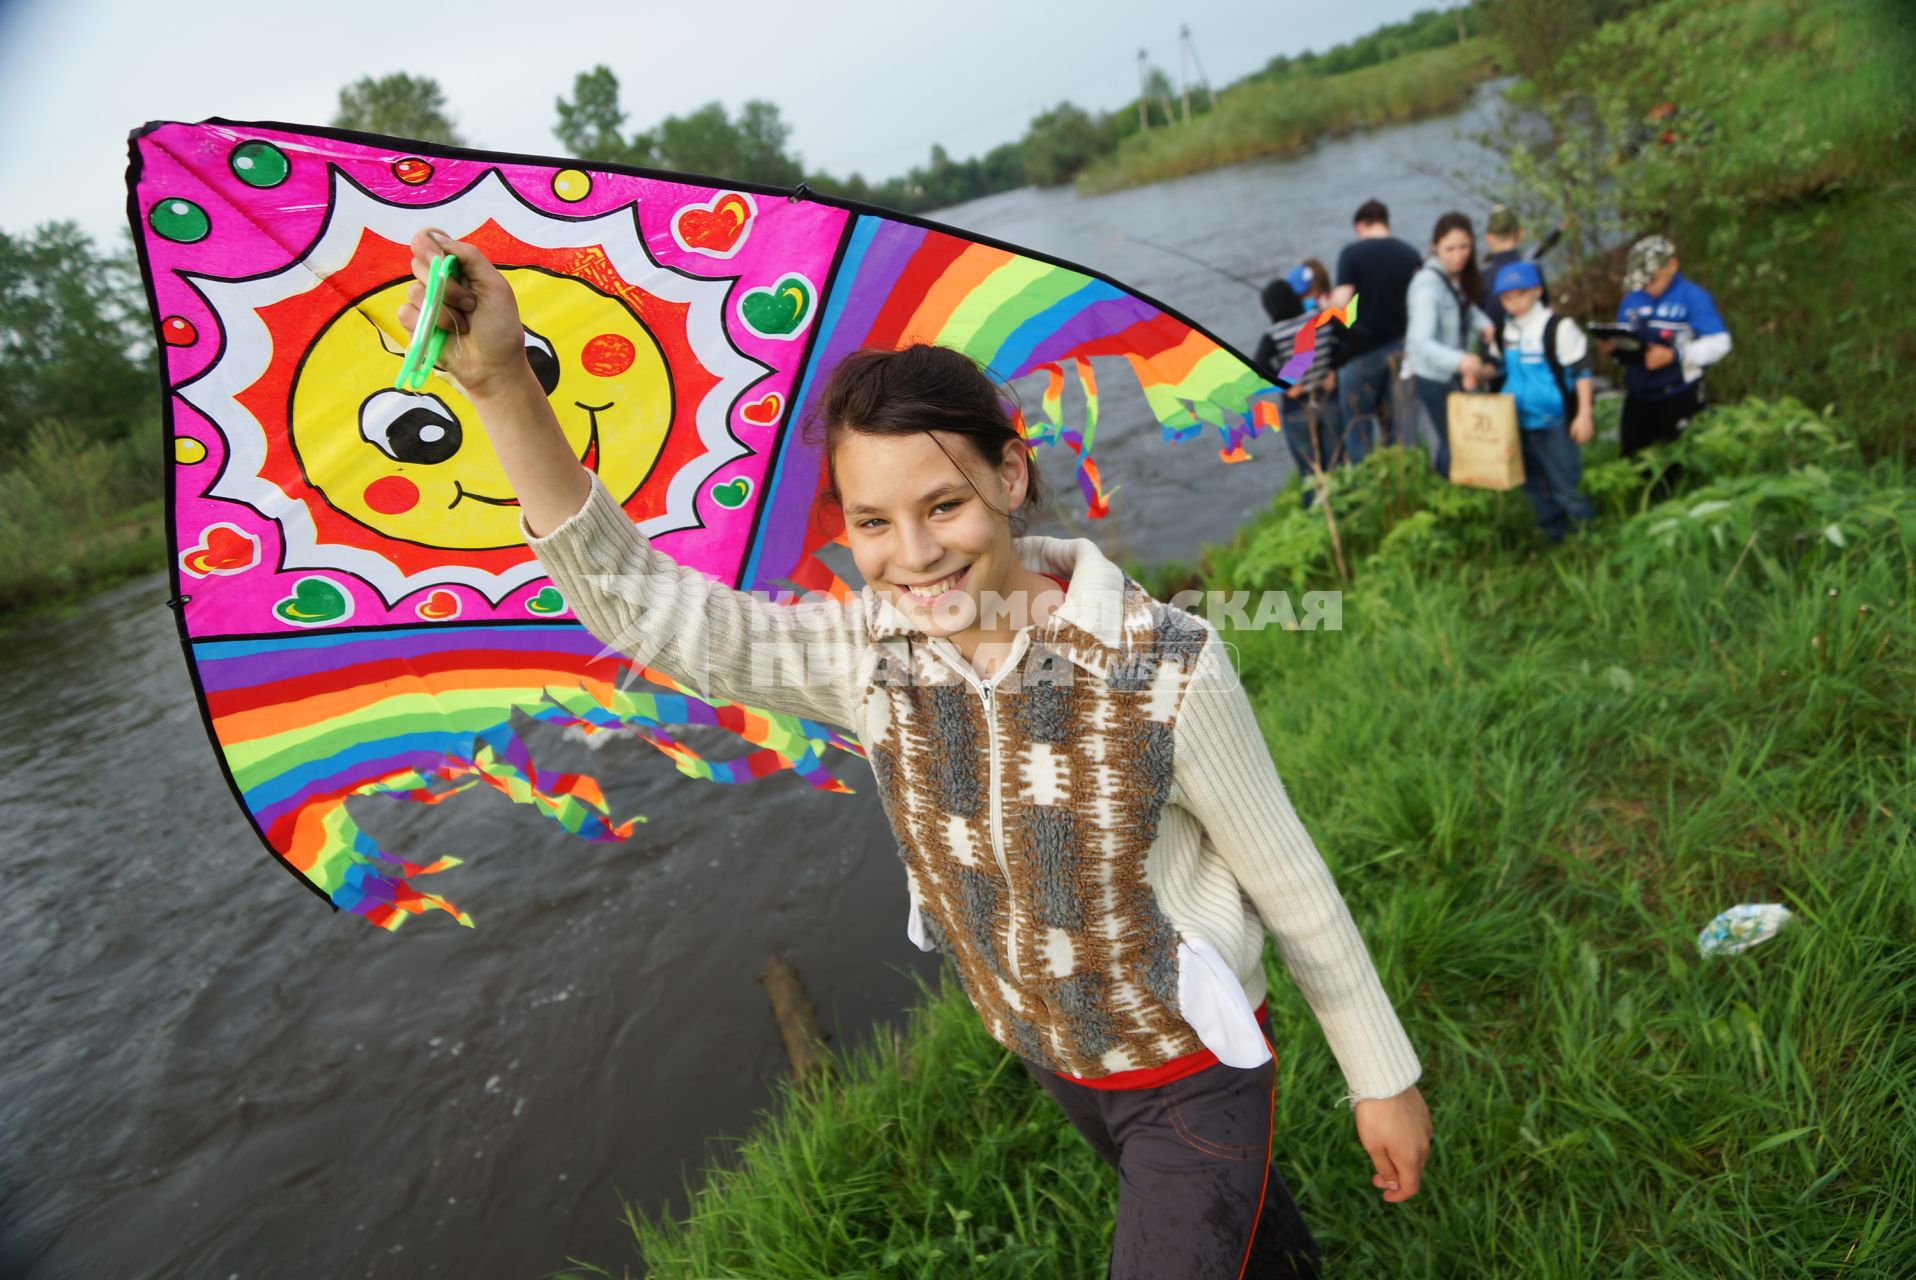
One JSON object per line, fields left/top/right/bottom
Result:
{"left": 1606, "top": 236, "right": 1733, "bottom": 489}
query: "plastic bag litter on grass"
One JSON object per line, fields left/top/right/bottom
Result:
{"left": 1697, "top": 903, "right": 1795, "bottom": 957}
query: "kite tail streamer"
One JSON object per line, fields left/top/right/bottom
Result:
{"left": 1040, "top": 364, "right": 1067, "bottom": 443}
{"left": 1077, "top": 456, "right": 1116, "bottom": 518}
{"left": 1277, "top": 295, "right": 1359, "bottom": 384}
{"left": 769, "top": 214, "right": 1279, "bottom": 546}
{"left": 543, "top": 670, "right": 860, "bottom": 790}
{"left": 320, "top": 772, "right": 476, "bottom": 929}
{"left": 1023, "top": 359, "right": 1116, "bottom": 518}
{"left": 1071, "top": 357, "right": 1100, "bottom": 455}
{"left": 198, "top": 627, "right": 857, "bottom": 929}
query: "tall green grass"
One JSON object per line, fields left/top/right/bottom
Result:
{"left": 1078, "top": 39, "right": 1505, "bottom": 194}
{"left": 0, "top": 421, "right": 165, "bottom": 618}
{"left": 558, "top": 397, "right": 1915, "bottom": 1279}
{"left": 1492, "top": 0, "right": 1916, "bottom": 460}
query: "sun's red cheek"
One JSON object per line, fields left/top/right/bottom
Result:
{"left": 364, "top": 475, "right": 419, "bottom": 515}
{"left": 582, "top": 333, "right": 635, "bottom": 378}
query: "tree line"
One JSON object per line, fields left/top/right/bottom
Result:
{"left": 0, "top": 7, "right": 1488, "bottom": 463}
{"left": 330, "top": 6, "right": 1486, "bottom": 215}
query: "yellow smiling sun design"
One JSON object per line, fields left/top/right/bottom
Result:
{"left": 292, "top": 268, "right": 672, "bottom": 549}
{"left": 188, "top": 171, "right": 765, "bottom": 607}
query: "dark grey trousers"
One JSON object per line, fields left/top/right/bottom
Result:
{"left": 1023, "top": 1028, "right": 1323, "bottom": 1280}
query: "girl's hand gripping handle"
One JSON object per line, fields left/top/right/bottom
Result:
{"left": 395, "top": 228, "right": 590, "bottom": 538}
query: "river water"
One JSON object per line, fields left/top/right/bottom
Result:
{"left": 0, "top": 83, "right": 1506, "bottom": 1279}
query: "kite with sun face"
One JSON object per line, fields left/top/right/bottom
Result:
{"left": 128, "top": 120, "right": 1280, "bottom": 929}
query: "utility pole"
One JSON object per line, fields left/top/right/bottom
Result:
{"left": 1136, "top": 49, "right": 1151, "bottom": 130}
{"left": 1180, "top": 25, "right": 1217, "bottom": 112}
{"left": 1154, "top": 69, "right": 1178, "bottom": 131}
{"left": 1178, "top": 26, "right": 1192, "bottom": 123}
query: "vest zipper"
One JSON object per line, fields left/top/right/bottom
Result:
{"left": 980, "top": 677, "right": 1018, "bottom": 983}
{"left": 939, "top": 635, "right": 1031, "bottom": 985}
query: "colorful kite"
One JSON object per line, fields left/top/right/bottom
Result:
{"left": 127, "top": 120, "right": 1283, "bottom": 929}
{"left": 1277, "top": 296, "right": 1357, "bottom": 385}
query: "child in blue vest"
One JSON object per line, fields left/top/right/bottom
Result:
{"left": 1492, "top": 261, "right": 1595, "bottom": 542}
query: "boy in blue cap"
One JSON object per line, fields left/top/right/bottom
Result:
{"left": 1494, "top": 259, "right": 1595, "bottom": 542}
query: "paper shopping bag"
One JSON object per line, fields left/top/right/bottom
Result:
{"left": 1447, "top": 392, "right": 1524, "bottom": 490}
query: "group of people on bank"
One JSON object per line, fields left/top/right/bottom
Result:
{"left": 1252, "top": 198, "right": 1734, "bottom": 541}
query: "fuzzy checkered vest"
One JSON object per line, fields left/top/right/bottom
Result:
{"left": 865, "top": 578, "right": 1215, "bottom": 1076}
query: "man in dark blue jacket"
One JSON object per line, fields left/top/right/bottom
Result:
{"left": 1611, "top": 235, "right": 1733, "bottom": 459}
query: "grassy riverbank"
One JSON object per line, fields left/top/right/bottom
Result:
{"left": 1077, "top": 38, "right": 1505, "bottom": 195}
{"left": 1506, "top": 0, "right": 1916, "bottom": 461}
{"left": 0, "top": 423, "right": 164, "bottom": 624}
{"left": 563, "top": 397, "right": 1915, "bottom": 1278}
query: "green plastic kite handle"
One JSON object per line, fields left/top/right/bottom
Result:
{"left": 394, "top": 251, "right": 461, "bottom": 391}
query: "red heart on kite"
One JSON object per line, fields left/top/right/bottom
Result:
{"left": 180, "top": 523, "right": 258, "bottom": 577}
{"left": 740, "top": 392, "right": 783, "bottom": 425}
{"left": 673, "top": 193, "right": 755, "bottom": 258}
{"left": 416, "top": 589, "right": 461, "bottom": 620}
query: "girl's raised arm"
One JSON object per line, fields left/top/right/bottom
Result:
{"left": 397, "top": 229, "right": 864, "bottom": 733}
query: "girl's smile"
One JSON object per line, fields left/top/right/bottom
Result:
{"left": 896, "top": 562, "right": 970, "bottom": 606}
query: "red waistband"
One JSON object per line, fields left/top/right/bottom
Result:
{"left": 1052, "top": 1001, "right": 1270, "bottom": 1091}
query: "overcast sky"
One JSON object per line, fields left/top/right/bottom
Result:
{"left": 0, "top": 0, "right": 1436, "bottom": 248}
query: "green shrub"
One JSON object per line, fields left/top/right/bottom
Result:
{"left": 0, "top": 419, "right": 165, "bottom": 617}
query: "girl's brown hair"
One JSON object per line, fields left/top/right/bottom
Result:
{"left": 1301, "top": 257, "right": 1331, "bottom": 296}
{"left": 803, "top": 344, "right": 1048, "bottom": 531}
{"left": 1430, "top": 211, "right": 1483, "bottom": 305}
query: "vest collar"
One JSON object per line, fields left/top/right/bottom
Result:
{"left": 864, "top": 535, "right": 1129, "bottom": 653}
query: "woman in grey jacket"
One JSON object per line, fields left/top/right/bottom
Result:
{"left": 1404, "top": 211, "right": 1496, "bottom": 480}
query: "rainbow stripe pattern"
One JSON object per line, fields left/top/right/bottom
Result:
{"left": 743, "top": 215, "right": 1278, "bottom": 594}
{"left": 193, "top": 624, "right": 857, "bottom": 929}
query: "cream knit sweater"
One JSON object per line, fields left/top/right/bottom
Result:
{"left": 525, "top": 475, "right": 1423, "bottom": 1106}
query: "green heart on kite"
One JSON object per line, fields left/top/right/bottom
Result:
{"left": 275, "top": 576, "right": 350, "bottom": 626}
{"left": 710, "top": 477, "right": 753, "bottom": 509}
{"left": 740, "top": 274, "right": 814, "bottom": 338}
{"left": 674, "top": 193, "right": 754, "bottom": 257}
{"left": 526, "top": 585, "right": 567, "bottom": 614}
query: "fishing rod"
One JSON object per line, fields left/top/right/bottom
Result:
{"left": 1116, "top": 233, "right": 1267, "bottom": 293}
{"left": 1124, "top": 222, "right": 1562, "bottom": 292}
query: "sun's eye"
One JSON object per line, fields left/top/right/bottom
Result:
{"left": 524, "top": 327, "right": 561, "bottom": 396}
{"left": 359, "top": 389, "right": 462, "bottom": 464}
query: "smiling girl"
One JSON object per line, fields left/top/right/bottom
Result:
{"left": 401, "top": 227, "right": 1430, "bottom": 1279}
